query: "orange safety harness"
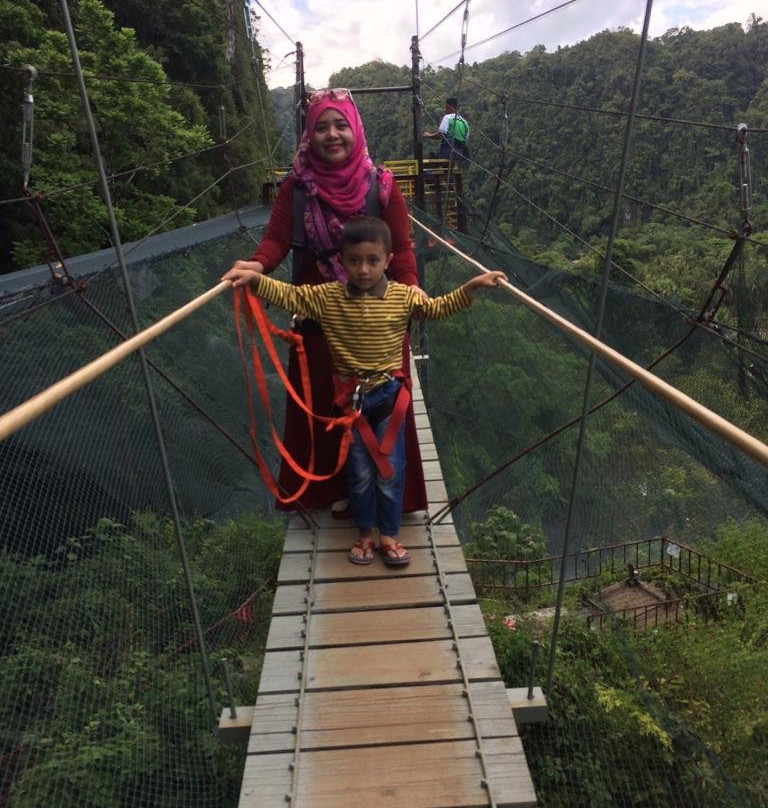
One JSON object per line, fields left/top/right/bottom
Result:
{"left": 234, "top": 286, "right": 412, "bottom": 501}
{"left": 331, "top": 371, "right": 412, "bottom": 479}
{"left": 235, "top": 287, "right": 357, "bottom": 504}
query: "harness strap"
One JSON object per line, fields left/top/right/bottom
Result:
{"left": 332, "top": 371, "right": 412, "bottom": 479}
{"left": 234, "top": 287, "right": 360, "bottom": 504}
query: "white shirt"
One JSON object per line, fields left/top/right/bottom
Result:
{"left": 438, "top": 113, "right": 469, "bottom": 140}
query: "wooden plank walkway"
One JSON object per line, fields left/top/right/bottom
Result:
{"left": 238, "top": 366, "right": 538, "bottom": 808}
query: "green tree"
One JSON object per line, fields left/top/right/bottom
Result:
{"left": 1, "top": 0, "right": 212, "bottom": 268}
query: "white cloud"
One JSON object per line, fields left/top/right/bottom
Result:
{"left": 253, "top": 0, "right": 765, "bottom": 89}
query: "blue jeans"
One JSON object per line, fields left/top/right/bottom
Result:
{"left": 345, "top": 379, "right": 406, "bottom": 536}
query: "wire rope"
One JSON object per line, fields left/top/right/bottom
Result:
{"left": 0, "top": 62, "right": 238, "bottom": 90}
{"left": 435, "top": 0, "right": 587, "bottom": 64}
{"left": 251, "top": 0, "right": 297, "bottom": 49}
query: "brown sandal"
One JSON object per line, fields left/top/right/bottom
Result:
{"left": 347, "top": 537, "right": 375, "bottom": 565}
{"left": 378, "top": 540, "right": 411, "bottom": 567}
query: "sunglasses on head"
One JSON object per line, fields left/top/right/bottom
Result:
{"left": 307, "top": 88, "right": 353, "bottom": 105}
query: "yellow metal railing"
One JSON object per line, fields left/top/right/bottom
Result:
{"left": 261, "top": 160, "right": 466, "bottom": 231}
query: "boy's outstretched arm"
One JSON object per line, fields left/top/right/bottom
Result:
{"left": 461, "top": 271, "right": 507, "bottom": 297}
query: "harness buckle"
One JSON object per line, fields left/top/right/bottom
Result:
{"left": 351, "top": 384, "right": 363, "bottom": 411}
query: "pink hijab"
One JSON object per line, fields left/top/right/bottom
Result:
{"left": 292, "top": 90, "right": 393, "bottom": 280}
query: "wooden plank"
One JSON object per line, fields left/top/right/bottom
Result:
{"left": 426, "top": 521, "right": 459, "bottom": 542}
{"left": 414, "top": 412, "right": 432, "bottom": 431}
{"left": 272, "top": 572, "right": 477, "bottom": 614}
{"left": 247, "top": 680, "right": 519, "bottom": 753}
{"left": 266, "top": 602, "right": 487, "bottom": 650}
{"left": 258, "top": 636, "right": 501, "bottom": 693}
{"left": 426, "top": 478, "right": 448, "bottom": 503}
{"left": 419, "top": 442, "right": 438, "bottom": 461}
{"left": 287, "top": 510, "right": 430, "bottom": 531}
{"left": 283, "top": 521, "right": 459, "bottom": 552}
{"left": 278, "top": 546, "right": 468, "bottom": 584}
{"left": 422, "top": 458, "right": 444, "bottom": 481}
{"left": 239, "top": 738, "right": 537, "bottom": 808}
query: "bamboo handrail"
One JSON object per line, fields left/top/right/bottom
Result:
{"left": 411, "top": 216, "right": 768, "bottom": 468}
{"left": 0, "top": 280, "right": 232, "bottom": 442}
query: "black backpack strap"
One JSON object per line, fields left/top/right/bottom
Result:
{"left": 291, "top": 182, "right": 306, "bottom": 284}
{"left": 365, "top": 171, "right": 380, "bottom": 218}
{"left": 291, "top": 182, "right": 306, "bottom": 251}
{"left": 290, "top": 172, "right": 380, "bottom": 284}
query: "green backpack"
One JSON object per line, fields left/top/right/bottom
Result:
{"left": 447, "top": 115, "right": 468, "bottom": 143}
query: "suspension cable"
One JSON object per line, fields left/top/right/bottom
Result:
{"left": 461, "top": 74, "right": 768, "bottom": 134}
{"left": 244, "top": 0, "right": 279, "bottom": 206}
{"left": 438, "top": 1, "right": 471, "bottom": 228}
{"left": 251, "top": 0, "right": 297, "bottom": 48}
{"left": 419, "top": 0, "right": 466, "bottom": 44}
{"left": 0, "top": 62, "right": 239, "bottom": 90}
{"left": 428, "top": 328, "right": 698, "bottom": 526}
{"left": 418, "top": 76, "right": 767, "bottom": 249}
{"left": 58, "top": 0, "right": 219, "bottom": 724}
{"left": 428, "top": 182, "right": 768, "bottom": 525}
{"left": 416, "top": 114, "right": 768, "bottom": 352}
{"left": 435, "top": 0, "right": 586, "bottom": 64}
{"left": 543, "top": 0, "right": 653, "bottom": 695}
{"left": 20, "top": 65, "right": 37, "bottom": 191}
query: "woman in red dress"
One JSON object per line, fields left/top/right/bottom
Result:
{"left": 224, "top": 88, "right": 427, "bottom": 517}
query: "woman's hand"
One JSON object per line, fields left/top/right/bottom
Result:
{"left": 409, "top": 284, "right": 430, "bottom": 320}
{"left": 410, "top": 284, "right": 430, "bottom": 303}
{"left": 221, "top": 260, "right": 265, "bottom": 288}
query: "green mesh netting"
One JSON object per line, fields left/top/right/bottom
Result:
{"left": 415, "top": 202, "right": 768, "bottom": 808}
{"left": 1, "top": 223, "right": 289, "bottom": 807}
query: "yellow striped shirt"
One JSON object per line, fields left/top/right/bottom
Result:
{"left": 254, "top": 276, "right": 472, "bottom": 384}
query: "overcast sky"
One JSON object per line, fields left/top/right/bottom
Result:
{"left": 253, "top": 0, "right": 765, "bottom": 89}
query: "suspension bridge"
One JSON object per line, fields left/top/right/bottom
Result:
{"left": 2, "top": 1, "right": 768, "bottom": 807}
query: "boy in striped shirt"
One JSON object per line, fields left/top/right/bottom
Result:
{"left": 223, "top": 217, "right": 505, "bottom": 566}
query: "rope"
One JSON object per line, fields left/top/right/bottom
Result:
{"left": 58, "top": 0, "right": 218, "bottom": 723}
{"left": 435, "top": 0, "right": 587, "bottom": 64}
{"left": 0, "top": 62, "right": 239, "bottom": 90}
{"left": 418, "top": 0, "right": 466, "bottom": 43}
{"left": 461, "top": 74, "right": 768, "bottom": 134}
{"left": 285, "top": 520, "right": 321, "bottom": 806}
{"left": 251, "top": 0, "right": 297, "bottom": 48}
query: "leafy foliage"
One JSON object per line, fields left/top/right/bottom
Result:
{"left": 464, "top": 504, "right": 546, "bottom": 560}
{"left": 0, "top": 0, "right": 276, "bottom": 272}
{"left": 0, "top": 511, "right": 283, "bottom": 806}
{"left": 483, "top": 516, "right": 768, "bottom": 807}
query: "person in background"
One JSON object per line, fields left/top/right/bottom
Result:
{"left": 224, "top": 216, "right": 506, "bottom": 565}
{"left": 423, "top": 97, "right": 470, "bottom": 160}
{"left": 222, "top": 88, "right": 428, "bottom": 517}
